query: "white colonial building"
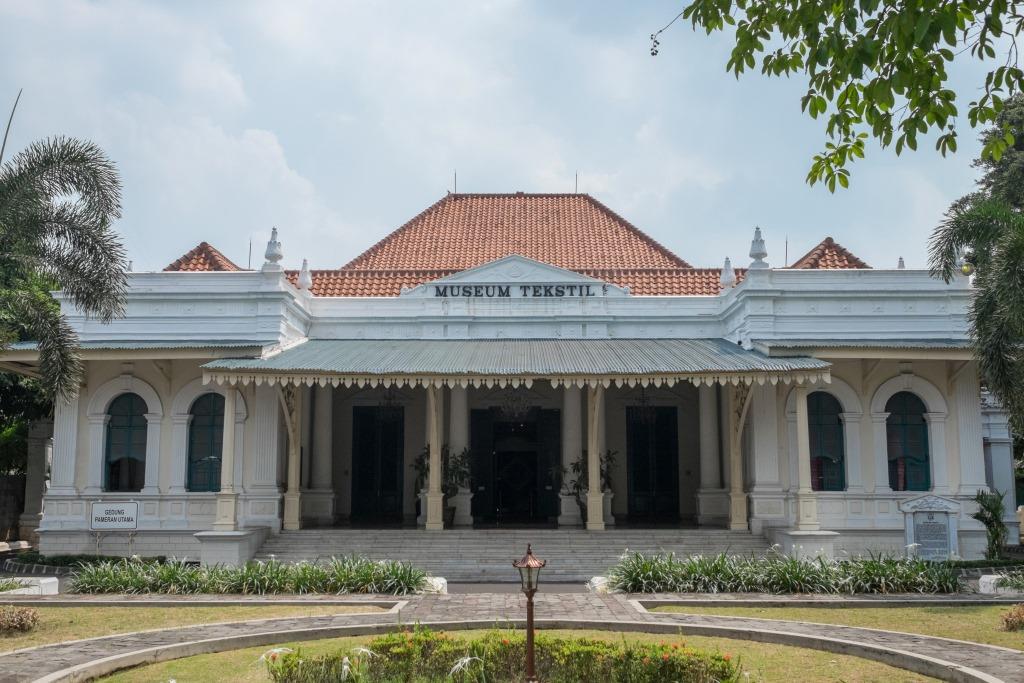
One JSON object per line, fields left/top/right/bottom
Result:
{"left": 4, "top": 193, "right": 1018, "bottom": 568}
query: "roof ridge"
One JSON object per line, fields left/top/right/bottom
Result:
{"left": 789, "top": 236, "right": 870, "bottom": 269}
{"left": 580, "top": 195, "right": 692, "bottom": 268}
{"left": 164, "top": 241, "right": 243, "bottom": 272}
{"left": 339, "top": 194, "right": 452, "bottom": 270}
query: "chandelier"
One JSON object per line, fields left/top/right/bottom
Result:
{"left": 499, "top": 387, "right": 531, "bottom": 420}
{"left": 378, "top": 385, "right": 403, "bottom": 420}
{"left": 634, "top": 386, "right": 657, "bottom": 426}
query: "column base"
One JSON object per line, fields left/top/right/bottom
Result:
{"left": 18, "top": 513, "right": 41, "bottom": 546}
{"left": 558, "top": 493, "right": 582, "bottom": 527}
{"left": 770, "top": 529, "right": 839, "bottom": 559}
{"left": 283, "top": 491, "right": 302, "bottom": 531}
{"left": 300, "top": 489, "right": 335, "bottom": 526}
{"left": 728, "top": 490, "right": 748, "bottom": 531}
{"left": 696, "top": 489, "right": 729, "bottom": 526}
{"left": 425, "top": 491, "right": 445, "bottom": 531}
{"left": 795, "top": 491, "right": 820, "bottom": 531}
{"left": 195, "top": 527, "right": 269, "bottom": 566}
{"left": 213, "top": 492, "right": 238, "bottom": 531}
{"left": 586, "top": 491, "right": 605, "bottom": 530}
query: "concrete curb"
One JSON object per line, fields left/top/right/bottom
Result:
{"left": 637, "top": 597, "right": 1024, "bottom": 608}
{"left": 30, "top": 615, "right": 1010, "bottom": 683}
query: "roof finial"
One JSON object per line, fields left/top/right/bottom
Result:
{"left": 262, "top": 227, "right": 283, "bottom": 272}
{"left": 720, "top": 256, "right": 737, "bottom": 289}
{"left": 897, "top": 256, "right": 905, "bottom": 269}
{"left": 297, "top": 258, "right": 313, "bottom": 292}
{"left": 749, "top": 226, "right": 768, "bottom": 269}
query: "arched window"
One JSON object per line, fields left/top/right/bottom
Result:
{"left": 187, "top": 393, "right": 225, "bottom": 492}
{"left": 808, "top": 391, "right": 845, "bottom": 491}
{"left": 105, "top": 393, "right": 147, "bottom": 492}
{"left": 886, "top": 391, "right": 930, "bottom": 491}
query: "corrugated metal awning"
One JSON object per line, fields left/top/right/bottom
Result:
{"left": 202, "top": 338, "right": 831, "bottom": 389}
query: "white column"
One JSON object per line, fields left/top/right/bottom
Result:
{"left": 19, "top": 419, "right": 51, "bottom": 541}
{"left": 168, "top": 415, "right": 192, "bottom": 494}
{"left": 925, "top": 412, "right": 949, "bottom": 494}
{"left": 84, "top": 414, "right": 107, "bottom": 494}
{"left": 449, "top": 385, "right": 469, "bottom": 454}
{"left": 49, "top": 397, "right": 79, "bottom": 495}
{"left": 586, "top": 384, "right": 605, "bottom": 531}
{"left": 727, "top": 388, "right": 748, "bottom": 531}
{"left": 839, "top": 412, "right": 864, "bottom": 491}
{"left": 425, "top": 385, "right": 444, "bottom": 530}
{"left": 870, "top": 412, "right": 892, "bottom": 493}
{"left": 312, "top": 385, "right": 334, "bottom": 488}
{"left": 283, "top": 387, "right": 303, "bottom": 531}
{"left": 559, "top": 385, "right": 583, "bottom": 526}
{"left": 214, "top": 388, "right": 238, "bottom": 531}
{"left": 300, "top": 386, "right": 312, "bottom": 490}
{"left": 141, "top": 412, "right": 162, "bottom": 494}
{"left": 794, "top": 385, "right": 820, "bottom": 530}
{"left": 955, "top": 367, "right": 988, "bottom": 494}
{"left": 698, "top": 385, "right": 721, "bottom": 489}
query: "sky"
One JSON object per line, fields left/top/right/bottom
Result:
{"left": 0, "top": 0, "right": 996, "bottom": 272}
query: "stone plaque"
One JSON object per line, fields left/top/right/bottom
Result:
{"left": 912, "top": 510, "right": 951, "bottom": 560}
{"left": 899, "top": 495, "right": 960, "bottom": 560}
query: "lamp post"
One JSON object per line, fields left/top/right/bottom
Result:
{"left": 513, "top": 544, "right": 545, "bottom": 683}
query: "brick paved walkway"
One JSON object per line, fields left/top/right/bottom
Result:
{"left": 0, "top": 593, "right": 1021, "bottom": 682}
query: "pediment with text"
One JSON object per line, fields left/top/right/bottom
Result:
{"left": 400, "top": 255, "right": 630, "bottom": 299}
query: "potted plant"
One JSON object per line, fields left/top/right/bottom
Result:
{"left": 443, "top": 446, "right": 473, "bottom": 527}
{"left": 562, "top": 449, "right": 617, "bottom": 526}
{"left": 411, "top": 445, "right": 429, "bottom": 527}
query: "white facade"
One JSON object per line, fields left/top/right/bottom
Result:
{"left": 8, "top": 237, "right": 1019, "bottom": 563}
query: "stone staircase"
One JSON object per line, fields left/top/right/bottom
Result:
{"left": 253, "top": 528, "right": 771, "bottom": 583}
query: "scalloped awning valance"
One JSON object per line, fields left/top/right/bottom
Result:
{"left": 201, "top": 338, "right": 831, "bottom": 389}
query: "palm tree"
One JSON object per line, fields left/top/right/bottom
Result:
{"left": 929, "top": 199, "right": 1024, "bottom": 431}
{"left": 0, "top": 117, "right": 128, "bottom": 400}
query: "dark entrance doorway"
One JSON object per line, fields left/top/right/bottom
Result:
{"left": 626, "top": 406, "right": 679, "bottom": 522}
{"left": 470, "top": 408, "right": 560, "bottom": 525}
{"left": 351, "top": 406, "right": 404, "bottom": 523}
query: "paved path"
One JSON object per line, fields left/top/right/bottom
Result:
{"left": 0, "top": 593, "right": 1021, "bottom": 682}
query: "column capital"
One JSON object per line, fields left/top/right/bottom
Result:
{"left": 924, "top": 411, "right": 948, "bottom": 424}
{"left": 870, "top": 411, "right": 890, "bottom": 423}
{"left": 839, "top": 411, "right": 863, "bottom": 423}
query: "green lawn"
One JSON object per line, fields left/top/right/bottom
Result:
{"left": 650, "top": 604, "right": 1024, "bottom": 650}
{"left": 0, "top": 604, "right": 384, "bottom": 653}
{"left": 100, "top": 629, "right": 938, "bottom": 682}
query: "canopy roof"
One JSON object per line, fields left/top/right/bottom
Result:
{"left": 202, "top": 338, "right": 831, "bottom": 388}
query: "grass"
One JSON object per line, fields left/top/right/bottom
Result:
{"left": 0, "top": 605, "right": 384, "bottom": 653}
{"left": 650, "top": 605, "right": 1024, "bottom": 650}
{"left": 98, "top": 629, "right": 939, "bottom": 682}
{"left": 0, "top": 579, "right": 25, "bottom": 593}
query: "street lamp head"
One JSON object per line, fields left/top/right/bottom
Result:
{"left": 513, "top": 544, "right": 546, "bottom": 593}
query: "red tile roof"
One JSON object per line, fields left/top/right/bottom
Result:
{"left": 169, "top": 195, "right": 855, "bottom": 296}
{"left": 342, "top": 193, "right": 691, "bottom": 271}
{"left": 789, "top": 237, "right": 869, "bottom": 269}
{"left": 164, "top": 242, "right": 243, "bottom": 272}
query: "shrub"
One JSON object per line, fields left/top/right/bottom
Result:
{"left": 972, "top": 489, "right": 1009, "bottom": 560}
{"left": 1003, "top": 604, "right": 1024, "bottom": 631}
{"left": 0, "top": 579, "right": 25, "bottom": 593}
{"left": 997, "top": 572, "right": 1024, "bottom": 591}
{"left": 0, "top": 605, "right": 38, "bottom": 633}
{"left": 607, "top": 551, "right": 962, "bottom": 594}
{"left": 70, "top": 556, "right": 427, "bottom": 595}
{"left": 264, "top": 627, "right": 740, "bottom": 682}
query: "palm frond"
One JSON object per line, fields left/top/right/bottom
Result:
{"left": 0, "top": 289, "right": 81, "bottom": 401}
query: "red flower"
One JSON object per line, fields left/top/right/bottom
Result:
{"left": 723, "top": 653, "right": 732, "bottom": 662}
{"left": 502, "top": 638, "right": 510, "bottom": 646}
{"left": 662, "top": 653, "right": 671, "bottom": 661}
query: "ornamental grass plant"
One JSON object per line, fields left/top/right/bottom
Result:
{"left": 608, "top": 551, "right": 961, "bottom": 594}
{"left": 997, "top": 571, "right": 1024, "bottom": 591}
{"left": 0, "top": 579, "right": 25, "bottom": 593}
{"left": 264, "top": 627, "right": 740, "bottom": 683}
{"left": 69, "top": 556, "right": 427, "bottom": 595}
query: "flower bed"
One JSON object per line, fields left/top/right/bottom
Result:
{"left": 608, "top": 552, "right": 961, "bottom": 594}
{"left": 69, "top": 556, "right": 427, "bottom": 595}
{"left": 998, "top": 572, "right": 1024, "bottom": 591}
{"left": 264, "top": 627, "right": 739, "bottom": 682}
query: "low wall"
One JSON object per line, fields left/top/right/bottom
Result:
{"left": 38, "top": 529, "right": 203, "bottom": 559}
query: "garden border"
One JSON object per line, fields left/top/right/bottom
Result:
{"left": 23, "top": 614, "right": 1015, "bottom": 683}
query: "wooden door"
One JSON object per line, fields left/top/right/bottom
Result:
{"left": 351, "top": 406, "right": 405, "bottom": 522}
{"left": 626, "top": 406, "right": 679, "bottom": 521}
